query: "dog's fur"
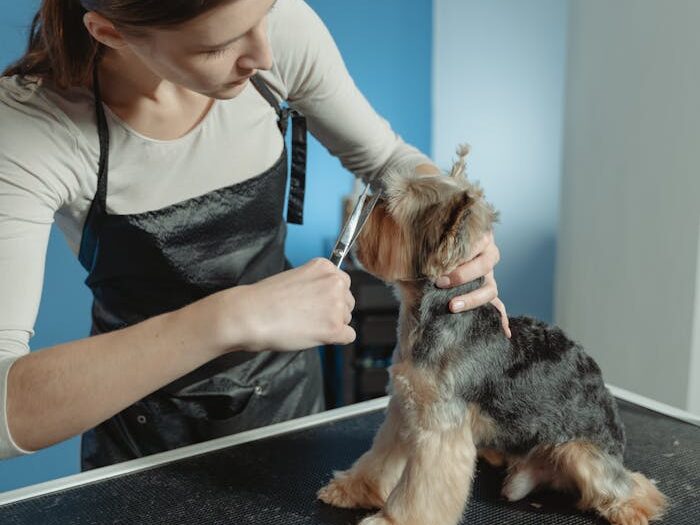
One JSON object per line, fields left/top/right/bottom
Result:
{"left": 318, "top": 146, "right": 667, "bottom": 525}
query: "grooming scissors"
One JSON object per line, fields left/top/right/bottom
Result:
{"left": 329, "top": 182, "right": 382, "bottom": 267}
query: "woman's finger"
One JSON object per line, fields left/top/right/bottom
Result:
{"left": 346, "top": 293, "right": 356, "bottom": 313}
{"left": 449, "top": 273, "right": 498, "bottom": 312}
{"left": 491, "top": 297, "right": 511, "bottom": 338}
{"left": 439, "top": 240, "right": 500, "bottom": 287}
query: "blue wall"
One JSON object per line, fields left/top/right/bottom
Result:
{"left": 285, "top": 1, "right": 433, "bottom": 264}
{"left": 1, "top": 0, "right": 89, "bottom": 493}
{"left": 433, "top": 0, "right": 569, "bottom": 322}
{"left": 0, "top": 0, "right": 432, "bottom": 492}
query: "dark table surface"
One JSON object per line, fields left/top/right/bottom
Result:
{"left": 0, "top": 398, "right": 697, "bottom": 525}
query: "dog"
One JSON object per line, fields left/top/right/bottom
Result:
{"left": 317, "top": 145, "right": 667, "bottom": 525}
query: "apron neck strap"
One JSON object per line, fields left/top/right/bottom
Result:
{"left": 92, "top": 66, "right": 111, "bottom": 213}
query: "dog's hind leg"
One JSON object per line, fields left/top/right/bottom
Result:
{"left": 501, "top": 456, "right": 554, "bottom": 501}
{"left": 318, "top": 396, "right": 408, "bottom": 509}
{"left": 478, "top": 447, "right": 507, "bottom": 467}
{"left": 550, "top": 441, "right": 667, "bottom": 525}
{"left": 498, "top": 447, "right": 562, "bottom": 502}
{"left": 359, "top": 406, "right": 477, "bottom": 525}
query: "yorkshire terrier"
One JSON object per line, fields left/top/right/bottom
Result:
{"left": 317, "top": 146, "right": 667, "bottom": 525}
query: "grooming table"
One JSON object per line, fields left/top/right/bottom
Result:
{"left": 0, "top": 391, "right": 697, "bottom": 525}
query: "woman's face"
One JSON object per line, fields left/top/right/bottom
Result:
{"left": 113, "top": 0, "right": 277, "bottom": 99}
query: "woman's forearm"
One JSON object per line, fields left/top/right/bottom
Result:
{"left": 5, "top": 295, "right": 245, "bottom": 452}
{"left": 4, "top": 256, "right": 359, "bottom": 454}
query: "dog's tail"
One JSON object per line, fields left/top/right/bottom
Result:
{"left": 611, "top": 471, "right": 668, "bottom": 524}
{"left": 552, "top": 442, "right": 667, "bottom": 525}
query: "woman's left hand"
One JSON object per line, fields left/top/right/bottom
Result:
{"left": 436, "top": 231, "right": 511, "bottom": 338}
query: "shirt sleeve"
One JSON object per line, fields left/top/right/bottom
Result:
{"left": 0, "top": 78, "right": 76, "bottom": 459}
{"left": 0, "top": 336, "right": 33, "bottom": 458}
{"left": 264, "top": 0, "right": 433, "bottom": 185}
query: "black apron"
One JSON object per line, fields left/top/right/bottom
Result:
{"left": 77, "top": 71, "right": 324, "bottom": 471}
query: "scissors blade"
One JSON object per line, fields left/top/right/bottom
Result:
{"left": 330, "top": 183, "right": 380, "bottom": 267}
{"left": 351, "top": 190, "right": 382, "bottom": 246}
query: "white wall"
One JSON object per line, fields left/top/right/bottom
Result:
{"left": 433, "top": 0, "right": 569, "bottom": 322}
{"left": 556, "top": 0, "right": 700, "bottom": 411}
{"left": 688, "top": 220, "right": 700, "bottom": 412}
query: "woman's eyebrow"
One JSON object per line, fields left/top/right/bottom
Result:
{"left": 200, "top": 0, "right": 279, "bottom": 50}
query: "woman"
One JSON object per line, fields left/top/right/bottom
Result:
{"left": 0, "top": 0, "right": 508, "bottom": 470}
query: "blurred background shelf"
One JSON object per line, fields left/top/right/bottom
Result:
{"left": 323, "top": 266, "right": 399, "bottom": 408}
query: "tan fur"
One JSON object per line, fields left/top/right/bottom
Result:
{"left": 318, "top": 397, "right": 408, "bottom": 510}
{"left": 468, "top": 403, "right": 499, "bottom": 445}
{"left": 361, "top": 407, "right": 478, "bottom": 525}
{"left": 319, "top": 378, "right": 479, "bottom": 525}
{"left": 392, "top": 281, "right": 424, "bottom": 363}
{"left": 390, "top": 362, "right": 439, "bottom": 403}
{"left": 355, "top": 201, "right": 414, "bottom": 281}
{"left": 420, "top": 192, "right": 474, "bottom": 280}
{"left": 549, "top": 442, "right": 667, "bottom": 525}
{"left": 478, "top": 448, "right": 507, "bottom": 468}
{"left": 356, "top": 159, "right": 498, "bottom": 284}
{"left": 448, "top": 144, "right": 471, "bottom": 179}
{"left": 501, "top": 452, "right": 558, "bottom": 501}
{"left": 386, "top": 431, "right": 476, "bottom": 525}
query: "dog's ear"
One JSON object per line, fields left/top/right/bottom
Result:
{"left": 448, "top": 144, "right": 470, "bottom": 180}
{"left": 444, "top": 190, "right": 474, "bottom": 239}
{"left": 420, "top": 191, "right": 472, "bottom": 279}
{"left": 422, "top": 189, "right": 498, "bottom": 279}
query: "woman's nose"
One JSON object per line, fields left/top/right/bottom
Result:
{"left": 237, "top": 23, "right": 273, "bottom": 72}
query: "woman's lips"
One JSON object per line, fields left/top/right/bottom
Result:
{"left": 227, "top": 74, "right": 254, "bottom": 87}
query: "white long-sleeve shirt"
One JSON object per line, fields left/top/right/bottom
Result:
{"left": 0, "top": 0, "right": 430, "bottom": 458}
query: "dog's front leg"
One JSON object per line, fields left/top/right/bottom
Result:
{"left": 360, "top": 403, "right": 477, "bottom": 525}
{"left": 318, "top": 396, "right": 408, "bottom": 509}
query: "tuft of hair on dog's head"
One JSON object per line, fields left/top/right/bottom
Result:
{"left": 355, "top": 144, "right": 499, "bottom": 284}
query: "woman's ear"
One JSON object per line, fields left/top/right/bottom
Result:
{"left": 83, "top": 11, "right": 131, "bottom": 50}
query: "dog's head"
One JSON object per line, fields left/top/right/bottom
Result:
{"left": 355, "top": 145, "right": 499, "bottom": 283}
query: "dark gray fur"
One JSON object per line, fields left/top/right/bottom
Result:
{"left": 412, "top": 278, "right": 626, "bottom": 458}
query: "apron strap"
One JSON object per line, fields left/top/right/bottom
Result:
{"left": 78, "top": 67, "right": 111, "bottom": 272}
{"left": 79, "top": 71, "right": 308, "bottom": 272}
{"left": 287, "top": 113, "right": 307, "bottom": 225}
{"left": 250, "top": 74, "right": 306, "bottom": 225}
{"left": 93, "top": 67, "right": 111, "bottom": 212}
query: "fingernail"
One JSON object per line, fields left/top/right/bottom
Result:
{"left": 437, "top": 276, "right": 451, "bottom": 288}
{"left": 451, "top": 300, "right": 465, "bottom": 312}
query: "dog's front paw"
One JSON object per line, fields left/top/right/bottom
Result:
{"left": 359, "top": 511, "right": 396, "bottom": 525}
{"left": 317, "top": 470, "right": 383, "bottom": 509}
{"left": 317, "top": 476, "right": 357, "bottom": 508}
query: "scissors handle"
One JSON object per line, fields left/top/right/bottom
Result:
{"left": 329, "top": 245, "right": 347, "bottom": 267}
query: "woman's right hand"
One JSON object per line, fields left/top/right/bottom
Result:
{"left": 203, "top": 258, "right": 357, "bottom": 354}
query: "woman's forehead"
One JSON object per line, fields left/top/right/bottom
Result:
{"left": 159, "top": 0, "right": 276, "bottom": 49}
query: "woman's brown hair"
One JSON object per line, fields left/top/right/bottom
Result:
{"left": 2, "top": 0, "right": 233, "bottom": 89}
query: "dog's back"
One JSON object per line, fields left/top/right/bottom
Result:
{"left": 414, "top": 282, "right": 625, "bottom": 457}
{"left": 473, "top": 313, "right": 625, "bottom": 456}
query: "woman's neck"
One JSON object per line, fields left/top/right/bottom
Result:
{"left": 98, "top": 49, "right": 178, "bottom": 104}
{"left": 95, "top": 49, "right": 213, "bottom": 141}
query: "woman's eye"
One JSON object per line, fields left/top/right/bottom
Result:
{"left": 203, "top": 47, "right": 231, "bottom": 60}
